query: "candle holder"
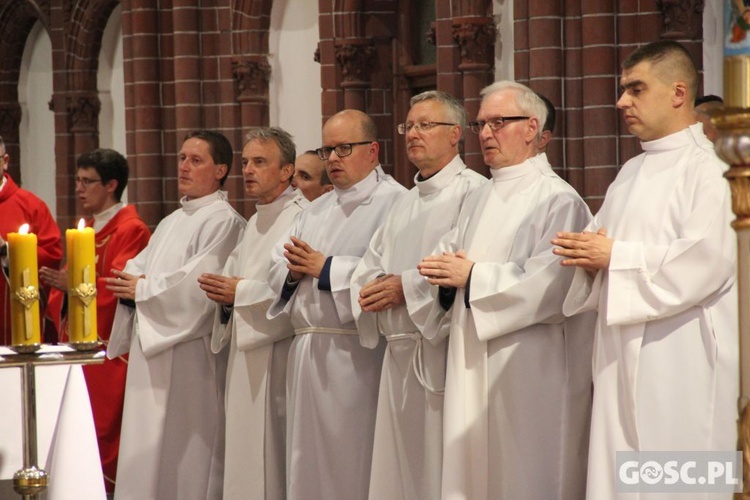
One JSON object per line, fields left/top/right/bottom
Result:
{"left": 66, "top": 340, "right": 103, "bottom": 352}
{"left": 0, "top": 345, "right": 106, "bottom": 500}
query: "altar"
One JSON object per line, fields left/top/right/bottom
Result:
{"left": 0, "top": 345, "right": 106, "bottom": 499}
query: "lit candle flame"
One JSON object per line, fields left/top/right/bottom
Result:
{"left": 19, "top": 223, "right": 29, "bottom": 234}
{"left": 77, "top": 218, "right": 86, "bottom": 230}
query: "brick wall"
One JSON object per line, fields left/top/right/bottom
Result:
{"left": 0, "top": 0, "right": 707, "bottom": 227}
{"left": 514, "top": 0, "right": 702, "bottom": 212}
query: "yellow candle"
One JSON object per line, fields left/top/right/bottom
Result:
{"left": 7, "top": 224, "right": 41, "bottom": 348}
{"left": 67, "top": 219, "right": 98, "bottom": 344}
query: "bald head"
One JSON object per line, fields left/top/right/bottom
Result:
{"left": 327, "top": 109, "right": 378, "bottom": 142}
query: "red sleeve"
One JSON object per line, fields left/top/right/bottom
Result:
{"left": 107, "top": 224, "right": 151, "bottom": 274}
{"left": 27, "top": 195, "right": 63, "bottom": 270}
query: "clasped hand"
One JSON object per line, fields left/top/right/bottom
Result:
{"left": 359, "top": 274, "right": 405, "bottom": 312}
{"left": 417, "top": 250, "right": 473, "bottom": 288}
{"left": 104, "top": 269, "right": 143, "bottom": 300}
{"left": 198, "top": 273, "right": 241, "bottom": 306}
{"left": 284, "top": 236, "right": 326, "bottom": 281}
{"left": 551, "top": 228, "right": 612, "bottom": 273}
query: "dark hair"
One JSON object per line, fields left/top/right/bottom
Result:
{"left": 622, "top": 40, "right": 698, "bottom": 101}
{"left": 77, "top": 148, "right": 129, "bottom": 201}
{"left": 183, "top": 130, "right": 233, "bottom": 186}
{"left": 536, "top": 93, "right": 556, "bottom": 133}
{"left": 303, "top": 150, "right": 331, "bottom": 185}
{"left": 695, "top": 94, "right": 724, "bottom": 107}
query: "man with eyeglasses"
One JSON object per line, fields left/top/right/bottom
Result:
{"left": 0, "top": 135, "right": 62, "bottom": 345}
{"left": 351, "top": 90, "right": 485, "bottom": 500}
{"left": 267, "top": 109, "right": 405, "bottom": 500}
{"left": 39, "top": 148, "right": 150, "bottom": 496}
{"left": 103, "top": 130, "right": 246, "bottom": 500}
{"left": 417, "top": 81, "right": 594, "bottom": 500}
{"left": 554, "top": 40, "right": 738, "bottom": 500}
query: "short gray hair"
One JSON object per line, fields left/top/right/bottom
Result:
{"left": 480, "top": 81, "right": 547, "bottom": 140}
{"left": 243, "top": 127, "right": 296, "bottom": 166}
{"left": 410, "top": 90, "right": 467, "bottom": 129}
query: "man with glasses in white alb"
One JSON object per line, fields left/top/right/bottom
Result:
{"left": 351, "top": 90, "right": 485, "bottom": 500}
{"left": 267, "top": 109, "right": 405, "bottom": 500}
{"left": 417, "top": 81, "right": 595, "bottom": 500}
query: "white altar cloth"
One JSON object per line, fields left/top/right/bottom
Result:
{"left": 0, "top": 345, "right": 106, "bottom": 500}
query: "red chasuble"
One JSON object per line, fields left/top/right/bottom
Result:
{"left": 0, "top": 173, "right": 63, "bottom": 345}
{"left": 47, "top": 204, "right": 150, "bottom": 493}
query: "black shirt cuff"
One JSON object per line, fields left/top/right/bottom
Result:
{"left": 463, "top": 264, "right": 475, "bottom": 309}
{"left": 438, "top": 286, "right": 456, "bottom": 311}
{"left": 317, "top": 257, "right": 333, "bottom": 291}
{"left": 281, "top": 272, "right": 301, "bottom": 301}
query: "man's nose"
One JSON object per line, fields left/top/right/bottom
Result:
{"left": 616, "top": 93, "right": 629, "bottom": 109}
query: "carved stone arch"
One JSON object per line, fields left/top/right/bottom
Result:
{"left": 0, "top": 3, "right": 46, "bottom": 102}
{"left": 0, "top": 2, "right": 47, "bottom": 180}
{"left": 64, "top": 0, "right": 120, "bottom": 91}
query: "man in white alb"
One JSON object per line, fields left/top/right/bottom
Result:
{"left": 351, "top": 90, "right": 485, "bottom": 500}
{"left": 553, "top": 40, "right": 738, "bottom": 500}
{"left": 267, "top": 109, "right": 406, "bottom": 500}
{"left": 105, "top": 130, "right": 246, "bottom": 500}
{"left": 198, "top": 127, "right": 308, "bottom": 500}
{"left": 418, "top": 81, "right": 594, "bottom": 500}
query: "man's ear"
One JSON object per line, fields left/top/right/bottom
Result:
{"left": 368, "top": 141, "right": 380, "bottom": 162}
{"left": 538, "top": 130, "right": 552, "bottom": 150}
{"left": 215, "top": 163, "right": 228, "bottom": 181}
{"left": 526, "top": 117, "right": 540, "bottom": 144}
{"left": 105, "top": 179, "right": 118, "bottom": 196}
{"left": 450, "top": 124, "right": 462, "bottom": 148}
{"left": 673, "top": 81, "right": 689, "bottom": 108}
{"left": 281, "top": 163, "right": 294, "bottom": 183}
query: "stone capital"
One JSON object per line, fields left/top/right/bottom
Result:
{"left": 231, "top": 58, "right": 271, "bottom": 102}
{"left": 656, "top": 0, "right": 704, "bottom": 39}
{"left": 66, "top": 94, "right": 101, "bottom": 133}
{"left": 452, "top": 18, "right": 496, "bottom": 71}
{"left": 334, "top": 39, "right": 376, "bottom": 85}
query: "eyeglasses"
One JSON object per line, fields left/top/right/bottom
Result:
{"left": 468, "top": 116, "right": 529, "bottom": 133}
{"left": 315, "top": 141, "right": 372, "bottom": 160}
{"left": 75, "top": 177, "right": 103, "bottom": 188}
{"left": 397, "top": 121, "right": 456, "bottom": 135}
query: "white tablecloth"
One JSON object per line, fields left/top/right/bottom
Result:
{"left": 0, "top": 345, "right": 106, "bottom": 499}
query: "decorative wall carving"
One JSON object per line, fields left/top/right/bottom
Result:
{"left": 231, "top": 59, "right": 271, "bottom": 102}
{"left": 334, "top": 40, "right": 376, "bottom": 84}
{"left": 452, "top": 18, "right": 496, "bottom": 70}
{"left": 655, "top": 0, "right": 705, "bottom": 39}
{"left": 66, "top": 95, "right": 100, "bottom": 133}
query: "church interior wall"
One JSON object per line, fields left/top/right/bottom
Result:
{"left": 0, "top": 0, "right": 725, "bottom": 231}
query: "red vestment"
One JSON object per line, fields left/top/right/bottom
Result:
{"left": 47, "top": 204, "right": 150, "bottom": 493}
{"left": 0, "top": 173, "right": 62, "bottom": 345}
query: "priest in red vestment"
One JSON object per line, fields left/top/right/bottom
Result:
{"left": 41, "top": 148, "right": 150, "bottom": 495}
{"left": 0, "top": 136, "right": 62, "bottom": 346}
